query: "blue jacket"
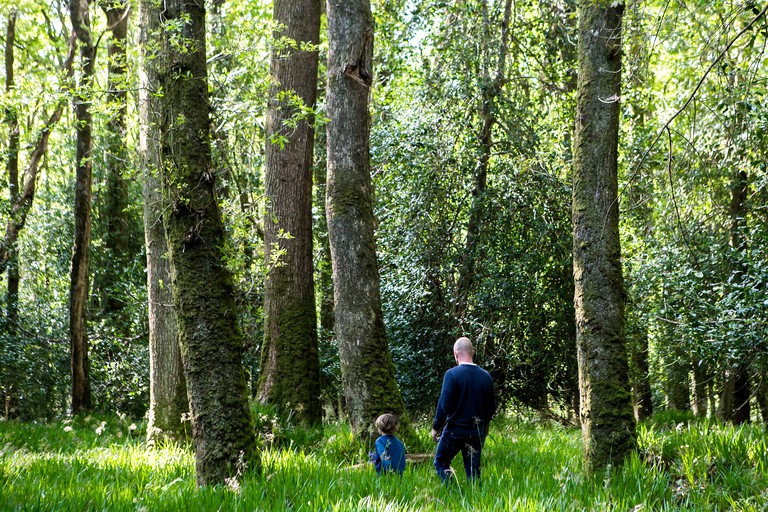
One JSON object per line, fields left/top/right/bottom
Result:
{"left": 374, "top": 434, "right": 406, "bottom": 474}
{"left": 432, "top": 363, "right": 496, "bottom": 435}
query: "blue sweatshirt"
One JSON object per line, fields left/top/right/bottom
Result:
{"left": 432, "top": 363, "right": 496, "bottom": 435}
{"left": 374, "top": 434, "right": 406, "bottom": 474}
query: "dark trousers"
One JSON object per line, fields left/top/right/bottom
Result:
{"left": 433, "top": 430, "right": 484, "bottom": 482}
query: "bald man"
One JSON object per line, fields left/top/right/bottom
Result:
{"left": 431, "top": 336, "right": 496, "bottom": 483}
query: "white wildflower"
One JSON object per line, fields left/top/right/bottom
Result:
{"left": 225, "top": 476, "right": 241, "bottom": 493}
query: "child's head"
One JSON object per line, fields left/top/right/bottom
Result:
{"left": 375, "top": 413, "right": 399, "bottom": 435}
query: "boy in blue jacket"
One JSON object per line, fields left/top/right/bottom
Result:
{"left": 371, "top": 413, "right": 406, "bottom": 475}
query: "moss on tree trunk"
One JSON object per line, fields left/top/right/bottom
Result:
{"left": 257, "top": 0, "right": 322, "bottom": 426}
{"left": 572, "top": 0, "right": 635, "bottom": 474}
{"left": 139, "top": 0, "right": 188, "bottom": 444}
{"left": 326, "top": 0, "right": 410, "bottom": 438}
{"left": 155, "top": 0, "right": 258, "bottom": 486}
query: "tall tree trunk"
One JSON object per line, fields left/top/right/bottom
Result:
{"left": 630, "top": 328, "right": 653, "bottom": 421}
{"left": 572, "top": 0, "right": 635, "bottom": 473}
{"left": 691, "top": 358, "right": 709, "bottom": 418}
{"left": 313, "top": 124, "right": 338, "bottom": 416}
{"left": 314, "top": 141, "right": 334, "bottom": 335}
{"left": 326, "top": 0, "right": 409, "bottom": 437}
{"left": 452, "top": 0, "right": 512, "bottom": 328}
{"left": 717, "top": 372, "right": 735, "bottom": 422}
{"left": 5, "top": 11, "right": 19, "bottom": 330}
{"left": 139, "top": 0, "right": 188, "bottom": 444}
{"left": 1, "top": 11, "right": 19, "bottom": 419}
{"left": 257, "top": 0, "right": 322, "bottom": 425}
{"left": 755, "top": 358, "right": 768, "bottom": 422}
{"left": 69, "top": 0, "right": 95, "bottom": 415}
{"left": 729, "top": 168, "right": 750, "bottom": 424}
{"left": 666, "top": 354, "right": 691, "bottom": 411}
{"left": 155, "top": 0, "right": 258, "bottom": 485}
{"left": 718, "top": 167, "right": 751, "bottom": 424}
{"left": 98, "top": 1, "right": 138, "bottom": 328}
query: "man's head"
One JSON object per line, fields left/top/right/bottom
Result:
{"left": 453, "top": 336, "right": 474, "bottom": 363}
{"left": 375, "top": 413, "right": 399, "bottom": 435}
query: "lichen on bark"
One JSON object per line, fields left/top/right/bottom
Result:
{"left": 572, "top": 0, "right": 635, "bottom": 475}
{"left": 154, "top": 0, "right": 258, "bottom": 486}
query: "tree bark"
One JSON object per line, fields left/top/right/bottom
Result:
{"left": 666, "top": 354, "right": 690, "bottom": 411}
{"left": 69, "top": 0, "right": 95, "bottom": 415}
{"left": 630, "top": 328, "right": 653, "bottom": 421}
{"left": 257, "top": 0, "right": 322, "bottom": 425}
{"left": 691, "top": 358, "right": 709, "bottom": 418}
{"left": 139, "top": 0, "right": 188, "bottom": 444}
{"left": 156, "top": 0, "right": 258, "bottom": 485}
{"left": 326, "top": 0, "right": 409, "bottom": 437}
{"left": 313, "top": 124, "right": 338, "bottom": 416}
{"left": 717, "top": 372, "right": 735, "bottom": 422}
{"left": 5, "top": 11, "right": 19, "bottom": 330}
{"left": 314, "top": 146, "right": 334, "bottom": 336}
{"left": 717, "top": 166, "right": 751, "bottom": 424}
{"left": 572, "top": 0, "right": 635, "bottom": 473}
{"left": 756, "top": 359, "right": 768, "bottom": 422}
{"left": 729, "top": 168, "right": 750, "bottom": 425}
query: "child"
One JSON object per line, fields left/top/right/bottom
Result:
{"left": 371, "top": 413, "right": 406, "bottom": 475}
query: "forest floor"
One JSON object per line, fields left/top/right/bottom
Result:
{"left": 1, "top": 410, "right": 767, "bottom": 511}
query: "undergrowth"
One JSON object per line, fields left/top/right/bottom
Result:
{"left": 1, "top": 410, "right": 767, "bottom": 511}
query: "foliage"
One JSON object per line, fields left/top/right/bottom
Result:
{"left": 619, "top": 0, "right": 768, "bottom": 412}
{"left": 372, "top": 0, "right": 577, "bottom": 415}
{"left": 207, "top": 0, "right": 273, "bottom": 380}
{"left": 4, "top": 415, "right": 768, "bottom": 510}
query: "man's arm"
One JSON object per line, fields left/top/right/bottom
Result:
{"left": 481, "top": 371, "right": 496, "bottom": 429}
{"left": 431, "top": 372, "right": 453, "bottom": 441}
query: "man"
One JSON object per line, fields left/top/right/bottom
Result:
{"left": 431, "top": 336, "right": 496, "bottom": 483}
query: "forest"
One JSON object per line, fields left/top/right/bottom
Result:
{"left": 2, "top": 0, "right": 768, "bottom": 509}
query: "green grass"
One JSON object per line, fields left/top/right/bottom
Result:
{"left": 2, "top": 413, "right": 768, "bottom": 511}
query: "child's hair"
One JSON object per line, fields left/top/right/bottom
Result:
{"left": 375, "top": 413, "right": 399, "bottom": 435}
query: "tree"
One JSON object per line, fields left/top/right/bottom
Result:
{"left": 257, "top": 0, "right": 322, "bottom": 425}
{"left": 452, "top": 0, "right": 512, "bottom": 327}
{"left": 154, "top": 0, "right": 258, "bottom": 485}
{"left": 96, "top": 0, "right": 141, "bottom": 330}
{"left": 720, "top": 165, "right": 750, "bottom": 424}
{"left": 5, "top": 10, "right": 19, "bottom": 330}
{"left": 572, "top": 0, "right": 635, "bottom": 473}
{"left": 139, "top": 0, "right": 187, "bottom": 443}
{"left": 69, "top": 0, "right": 95, "bottom": 415}
{"left": 0, "top": 7, "right": 77, "bottom": 419}
{"left": 325, "top": 0, "right": 409, "bottom": 436}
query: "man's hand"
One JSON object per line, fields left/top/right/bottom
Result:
{"left": 431, "top": 428, "right": 441, "bottom": 443}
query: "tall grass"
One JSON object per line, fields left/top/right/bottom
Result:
{"left": 2, "top": 412, "right": 767, "bottom": 511}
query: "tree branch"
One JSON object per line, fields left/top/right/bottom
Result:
{"left": 0, "top": 31, "right": 77, "bottom": 274}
